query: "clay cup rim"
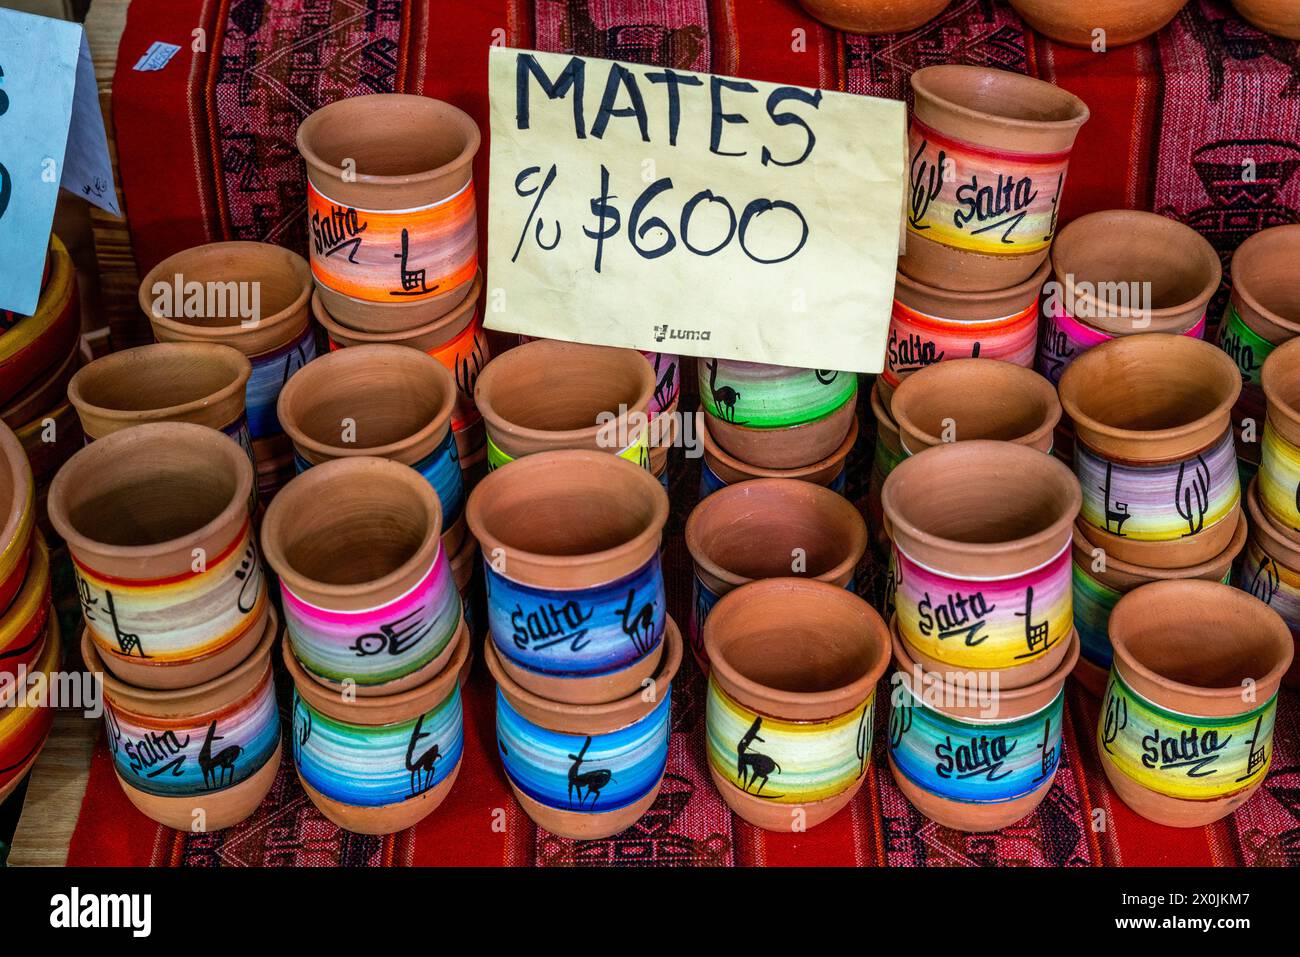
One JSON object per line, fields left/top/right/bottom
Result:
{"left": 702, "top": 413, "right": 859, "bottom": 481}
{"left": 277, "top": 343, "right": 456, "bottom": 462}
{"left": 47, "top": 421, "right": 254, "bottom": 564}
{"left": 1261, "top": 336, "right": 1300, "bottom": 438}
{"left": 1057, "top": 333, "right": 1241, "bottom": 450}
{"left": 67, "top": 342, "right": 252, "bottom": 427}
{"left": 1245, "top": 477, "right": 1300, "bottom": 569}
{"left": 1109, "top": 580, "right": 1294, "bottom": 711}
{"left": 704, "top": 578, "right": 891, "bottom": 720}
{"left": 0, "top": 421, "right": 34, "bottom": 564}
{"left": 1232, "top": 224, "right": 1300, "bottom": 337}
{"left": 685, "top": 478, "right": 867, "bottom": 588}
{"left": 296, "top": 93, "right": 481, "bottom": 194}
{"left": 911, "top": 64, "right": 1090, "bottom": 136}
{"left": 891, "top": 358, "right": 1061, "bottom": 453}
{"left": 313, "top": 270, "right": 483, "bottom": 345}
{"left": 260, "top": 455, "right": 443, "bottom": 603}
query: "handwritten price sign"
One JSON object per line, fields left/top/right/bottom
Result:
{"left": 485, "top": 49, "right": 906, "bottom": 374}
{"left": 0, "top": 10, "right": 118, "bottom": 316}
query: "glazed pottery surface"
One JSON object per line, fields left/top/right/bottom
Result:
{"left": 1071, "top": 514, "right": 1244, "bottom": 675}
{"left": 884, "top": 260, "right": 1046, "bottom": 394}
{"left": 475, "top": 340, "right": 655, "bottom": 469}
{"left": 0, "top": 616, "right": 60, "bottom": 798}
{"left": 49, "top": 422, "right": 265, "bottom": 688}
{"left": 890, "top": 357, "right": 1060, "bottom": 454}
{"left": 1232, "top": 0, "right": 1300, "bottom": 38}
{"left": 86, "top": 613, "right": 280, "bottom": 830}
{"left": 797, "top": 0, "right": 949, "bottom": 33}
{"left": 685, "top": 478, "right": 867, "bottom": 669}
{"left": 297, "top": 94, "right": 480, "bottom": 326}
{"left": 1099, "top": 580, "right": 1292, "bottom": 826}
{"left": 1008, "top": 0, "right": 1186, "bottom": 47}
{"left": 287, "top": 620, "right": 468, "bottom": 834}
{"left": 887, "top": 620, "right": 1077, "bottom": 831}
{"left": 0, "top": 235, "right": 78, "bottom": 408}
{"left": 262, "top": 456, "right": 457, "bottom": 687}
{"left": 67, "top": 342, "right": 253, "bottom": 445}
{"left": 703, "top": 579, "right": 889, "bottom": 831}
{"left": 1047, "top": 210, "right": 1220, "bottom": 336}
{"left": 698, "top": 359, "right": 856, "bottom": 430}
{"left": 705, "top": 380, "right": 857, "bottom": 470}
{"left": 0, "top": 421, "right": 36, "bottom": 615}
{"left": 277, "top": 343, "right": 464, "bottom": 548}
{"left": 486, "top": 614, "right": 681, "bottom": 840}
{"left": 1059, "top": 334, "right": 1242, "bottom": 567}
{"left": 901, "top": 66, "right": 1088, "bottom": 290}
{"left": 700, "top": 412, "right": 856, "bottom": 496}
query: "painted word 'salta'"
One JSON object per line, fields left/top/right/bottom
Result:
{"left": 311, "top": 204, "right": 367, "bottom": 261}
{"left": 511, "top": 600, "right": 594, "bottom": 653}
{"left": 935, "top": 732, "right": 1015, "bottom": 782}
{"left": 1218, "top": 325, "right": 1259, "bottom": 381}
{"left": 953, "top": 174, "right": 1040, "bottom": 244}
{"left": 1141, "top": 726, "right": 1231, "bottom": 778}
{"left": 918, "top": 589, "right": 995, "bottom": 645}
{"left": 887, "top": 329, "right": 947, "bottom": 375}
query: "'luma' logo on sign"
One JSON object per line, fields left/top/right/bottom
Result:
{"left": 653, "top": 323, "right": 711, "bottom": 343}
{"left": 49, "top": 887, "right": 152, "bottom": 938}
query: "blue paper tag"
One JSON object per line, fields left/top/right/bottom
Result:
{"left": 0, "top": 10, "right": 119, "bottom": 316}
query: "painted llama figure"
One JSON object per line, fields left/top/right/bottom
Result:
{"left": 567, "top": 736, "right": 613, "bottom": 808}
{"left": 736, "top": 716, "right": 780, "bottom": 797}
{"left": 705, "top": 359, "right": 743, "bottom": 424}
{"left": 198, "top": 721, "right": 242, "bottom": 790}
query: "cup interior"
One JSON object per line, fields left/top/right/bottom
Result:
{"left": 922, "top": 66, "right": 1087, "bottom": 125}
{"left": 486, "top": 346, "right": 648, "bottom": 433}
{"left": 306, "top": 99, "right": 471, "bottom": 178}
{"left": 75, "top": 350, "right": 244, "bottom": 413}
{"left": 1066, "top": 339, "right": 1232, "bottom": 431}
{"left": 711, "top": 585, "right": 882, "bottom": 694}
{"left": 895, "top": 365, "right": 1054, "bottom": 445}
{"left": 278, "top": 473, "right": 432, "bottom": 586}
{"left": 693, "top": 487, "right": 857, "bottom": 580}
{"left": 63, "top": 441, "right": 238, "bottom": 548}
{"left": 1237, "top": 229, "right": 1300, "bottom": 327}
{"left": 1056, "top": 217, "right": 1214, "bottom": 313}
{"left": 291, "top": 359, "right": 448, "bottom": 450}
{"left": 150, "top": 247, "right": 303, "bottom": 329}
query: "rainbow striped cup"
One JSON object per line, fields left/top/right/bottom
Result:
{"left": 262, "top": 456, "right": 461, "bottom": 694}
{"left": 85, "top": 610, "right": 281, "bottom": 831}
{"left": 0, "top": 614, "right": 59, "bottom": 805}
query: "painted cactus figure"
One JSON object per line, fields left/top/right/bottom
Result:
{"left": 467, "top": 450, "right": 669, "bottom": 704}
{"left": 900, "top": 66, "right": 1088, "bottom": 291}
{"left": 262, "top": 456, "right": 462, "bottom": 692}
{"left": 1098, "top": 580, "right": 1293, "bottom": 827}
{"left": 285, "top": 617, "right": 468, "bottom": 835}
{"left": 702, "top": 579, "right": 890, "bottom": 831}
{"left": 297, "top": 94, "right": 481, "bottom": 328}
{"left": 1059, "top": 334, "right": 1243, "bottom": 570}
{"left": 84, "top": 612, "right": 281, "bottom": 831}
{"left": 485, "top": 614, "right": 681, "bottom": 840}
{"left": 48, "top": 422, "right": 266, "bottom": 690}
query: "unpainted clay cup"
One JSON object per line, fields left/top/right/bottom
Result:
{"left": 1225, "top": 224, "right": 1300, "bottom": 345}
{"left": 900, "top": 66, "right": 1089, "bottom": 291}
{"left": 466, "top": 450, "right": 669, "bottom": 703}
{"left": 140, "top": 241, "right": 313, "bottom": 357}
{"left": 286, "top": 619, "right": 468, "bottom": 835}
{"left": 83, "top": 610, "right": 281, "bottom": 831}
{"left": 703, "top": 578, "right": 891, "bottom": 831}
{"left": 297, "top": 94, "right": 481, "bottom": 331}
{"left": 685, "top": 479, "right": 867, "bottom": 670}
{"left": 1101, "top": 580, "right": 1293, "bottom": 827}
{"left": 1008, "top": 0, "right": 1187, "bottom": 47}
{"left": 888, "top": 620, "right": 1078, "bottom": 831}
{"left": 890, "top": 357, "right": 1060, "bottom": 454}
{"left": 474, "top": 340, "right": 655, "bottom": 467}
{"left": 1059, "top": 333, "right": 1242, "bottom": 568}
{"left": 1070, "top": 512, "right": 1247, "bottom": 697}
{"left": 48, "top": 421, "right": 265, "bottom": 689}
{"left": 797, "top": 0, "right": 950, "bottom": 33}
{"left": 0, "top": 615, "right": 60, "bottom": 805}
{"left": 701, "top": 412, "right": 858, "bottom": 490}
{"left": 1048, "top": 210, "right": 1220, "bottom": 336}
{"left": 261, "top": 456, "right": 456, "bottom": 694}
{"left": 1232, "top": 0, "right": 1300, "bottom": 39}
{"left": 0, "top": 421, "right": 36, "bottom": 615}
{"left": 276, "top": 343, "right": 465, "bottom": 553}
{"left": 486, "top": 614, "right": 682, "bottom": 840}
{"left": 67, "top": 342, "right": 252, "bottom": 441}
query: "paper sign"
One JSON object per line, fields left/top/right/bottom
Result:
{"left": 485, "top": 48, "right": 906, "bottom": 374}
{"left": 0, "top": 9, "right": 119, "bottom": 316}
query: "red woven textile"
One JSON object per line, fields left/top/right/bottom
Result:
{"left": 69, "top": 0, "right": 1300, "bottom": 866}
